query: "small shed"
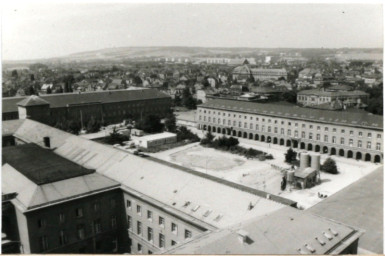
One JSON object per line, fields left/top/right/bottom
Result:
{"left": 294, "top": 167, "right": 318, "bottom": 189}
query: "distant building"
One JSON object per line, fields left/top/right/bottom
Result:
{"left": 297, "top": 86, "right": 369, "bottom": 109}
{"left": 132, "top": 132, "right": 177, "bottom": 149}
{"left": 232, "top": 61, "right": 287, "bottom": 82}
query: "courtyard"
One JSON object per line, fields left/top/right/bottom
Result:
{"left": 149, "top": 136, "right": 381, "bottom": 209}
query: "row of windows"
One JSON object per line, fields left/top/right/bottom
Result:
{"left": 199, "top": 115, "right": 381, "bottom": 139}
{"left": 128, "top": 216, "right": 192, "bottom": 249}
{"left": 38, "top": 217, "right": 117, "bottom": 251}
{"left": 37, "top": 199, "right": 117, "bottom": 228}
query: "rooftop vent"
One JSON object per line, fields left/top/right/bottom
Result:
{"left": 192, "top": 205, "right": 200, "bottom": 212}
{"left": 328, "top": 228, "right": 338, "bottom": 236}
{"left": 323, "top": 231, "right": 333, "bottom": 240}
{"left": 183, "top": 201, "right": 191, "bottom": 208}
{"left": 203, "top": 210, "right": 212, "bottom": 217}
{"left": 297, "top": 248, "right": 309, "bottom": 254}
{"left": 305, "top": 243, "right": 316, "bottom": 253}
{"left": 237, "top": 230, "right": 249, "bottom": 244}
{"left": 315, "top": 237, "right": 326, "bottom": 246}
{"left": 214, "top": 214, "right": 223, "bottom": 222}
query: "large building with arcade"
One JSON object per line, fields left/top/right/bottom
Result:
{"left": 196, "top": 98, "right": 383, "bottom": 163}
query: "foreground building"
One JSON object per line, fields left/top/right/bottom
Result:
{"left": 2, "top": 143, "right": 129, "bottom": 254}
{"left": 196, "top": 98, "right": 383, "bottom": 162}
{"left": 2, "top": 88, "right": 172, "bottom": 126}
{"left": 2, "top": 119, "right": 365, "bottom": 254}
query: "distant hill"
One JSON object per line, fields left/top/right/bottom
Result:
{"left": 2, "top": 46, "right": 382, "bottom": 64}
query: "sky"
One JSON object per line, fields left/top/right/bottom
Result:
{"left": 1, "top": 2, "right": 383, "bottom": 60}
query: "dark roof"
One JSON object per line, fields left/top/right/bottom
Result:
{"left": 2, "top": 143, "right": 95, "bottom": 185}
{"left": 17, "top": 95, "right": 50, "bottom": 107}
{"left": 298, "top": 89, "right": 368, "bottom": 97}
{"left": 200, "top": 98, "right": 383, "bottom": 129}
{"left": 2, "top": 88, "right": 170, "bottom": 113}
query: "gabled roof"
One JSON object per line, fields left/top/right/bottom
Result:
{"left": 17, "top": 95, "right": 49, "bottom": 107}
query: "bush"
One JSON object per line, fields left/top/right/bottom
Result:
{"left": 176, "top": 127, "right": 199, "bottom": 142}
{"left": 321, "top": 157, "right": 338, "bottom": 174}
{"left": 285, "top": 148, "right": 297, "bottom": 163}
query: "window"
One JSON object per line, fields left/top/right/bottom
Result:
{"left": 274, "top": 127, "right": 278, "bottom": 134}
{"left": 147, "top": 210, "right": 153, "bottom": 221}
{"left": 376, "top": 143, "right": 381, "bottom": 151}
{"left": 358, "top": 140, "right": 362, "bottom": 148}
{"left": 317, "top": 126, "right": 320, "bottom": 131}
{"left": 359, "top": 132, "right": 363, "bottom": 137}
{"left": 77, "top": 224, "right": 85, "bottom": 239}
{"left": 332, "top": 136, "right": 336, "bottom": 143}
{"left": 349, "top": 139, "right": 353, "bottom": 147}
{"left": 171, "top": 240, "right": 177, "bottom": 246}
{"left": 250, "top": 123, "right": 253, "bottom": 129}
{"left": 75, "top": 208, "right": 83, "bottom": 218}
{"left": 309, "top": 125, "right": 313, "bottom": 129}
{"left": 223, "top": 119, "right": 225, "bottom": 125}
{"left": 159, "top": 216, "right": 165, "bottom": 227}
{"left": 256, "top": 124, "right": 259, "bottom": 131}
{"left": 93, "top": 202, "right": 100, "bottom": 211}
{"left": 59, "top": 213, "right": 65, "bottom": 224}
{"left": 137, "top": 205, "right": 141, "bottom": 215}
{"left": 208, "top": 117, "right": 211, "bottom": 122}
{"left": 244, "top": 122, "right": 247, "bottom": 128}
{"left": 38, "top": 219, "right": 46, "bottom": 228}
{"left": 367, "top": 142, "right": 372, "bottom": 149}
{"left": 340, "top": 138, "right": 345, "bottom": 145}
{"left": 316, "top": 134, "right": 320, "bottom": 141}
{"left": 159, "top": 234, "right": 165, "bottom": 248}
{"left": 111, "top": 216, "right": 117, "bottom": 228}
{"left": 137, "top": 221, "right": 142, "bottom": 235}
{"left": 239, "top": 122, "right": 242, "bottom": 127}
{"left": 137, "top": 243, "right": 142, "bottom": 253}
{"left": 127, "top": 216, "right": 132, "bottom": 230}
{"left": 281, "top": 128, "right": 284, "bottom": 135}
{"left": 325, "top": 127, "right": 329, "bottom": 132}
{"left": 218, "top": 118, "right": 220, "bottom": 124}
{"left": 39, "top": 236, "right": 49, "bottom": 251}
{"left": 295, "top": 123, "right": 298, "bottom": 127}
{"left": 332, "top": 128, "right": 336, "bottom": 133}
{"left": 110, "top": 199, "right": 116, "bottom": 208}
{"left": 268, "top": 126, "right": 271, "bottom": 133}
{"left": 377, "top": 134, "right": 381, "bottom": 139}
{"left": 341, "top": 129, "right": 345, "bottom": 134}
{"left": 350, "top": 130, "right": 354, "bottom": 136}
{"left": 368, "top": 133, "right": 372, "bottom": 138}
{"left": 127, "top": 200, "right": 131, "bottom": 209}
{"left": 302, "top": 124, "right": 306, "bottom": 128}
{"left": 233, "top": 121, "right": 236, "bottom": 126}
{"left": 262, "top": 125, "right": 265, "bottom": 132}
{"left": 185, "top": 229, "right": 192, "bottom": 239}
{"left": 287, "top": 129, "right": 291, "bottom": 136}
{"left": 281, "top": 121, "right": 284, "bottom": 125}
{"left": 288, "top": 122, "right": 291, "bottom": 126}
{"left": 213, "top": 118, "right": 216, "bottom": 123}
{"left": 309, "top": 133, "right": 313, "bottom": 140}
{"left": 94, "top": 219, "right": 102, "bottom": 234}
{"left": 59, "top": 230, "right": 67, "bottom": 245}
{"left": 147, "top": 227, "right": 153, "bottom": 242}
{"left": 301, "top": 132, "right": 305, "bottom": 138}
{"left": 171, "top": 223, "right": 178, "bottom": 234}
{"left": 324, "top": 135, "right": 328, "bottom": 142}
{"left": 294, "top": 130, "right": 298, "bottom": 138}
{"left": 228, "top": 120, "right": 231, "bottom": 125}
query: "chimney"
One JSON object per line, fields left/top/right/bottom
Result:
{"left": 43, "top": 136, "right": 51, "bottom": 148}
{"left": 237, "top": 230, "right": 249, "bottom": 244}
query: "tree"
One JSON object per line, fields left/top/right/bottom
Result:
{"left": 135, "top": 114, "right": 163, "bottom": 133}
{"left": 200, "top": 131, "right": 214, "bottom": 145}
{"left": 67, "top": 120, "right": 81, "bottom": 135}
{"left": 86, "top": 116, "right": 101, "bottom": 133}
{"left": 174, "top": 95, "right": 182, "bottom": 107}
{"left": 281, "top": 91, "right": 297, "bottom": 103}
{"left": 105, "top": 127, "right": 130, "bottom": 145}
{"left": 281, "top": 176, "right": 287, "bottom": 190}
{"left": 46, "top": 86, "right": 52, "bottom": 94}
{"left": 285, "top": 148, "right": 297, "bottom": 163}
{"left": 11, "top": 70, "right": 18, "bottom": 79}
{"left": 181, "top": 88, "right": 196, "bottom": 109}
{"left": 164, "top": 113, "right": 176, "bottom": 132}
{"left": 321, "top": 157, "right": 338, "bottom": 174}
{"left": 27, "top": 85, "right": 36, "bottom": 95}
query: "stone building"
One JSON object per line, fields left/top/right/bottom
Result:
{"left": 196, "top": 99, "right": 383, "bottom": 163}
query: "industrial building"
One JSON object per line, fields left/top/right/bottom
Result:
{"left": 196, "top": 98, "right": 383, "bottom": 163}
{"left": 132, "top": 132, "right": 177, "bottom": 149}
{"left": 2, "top": 118, "right": 365, "bottom": 254}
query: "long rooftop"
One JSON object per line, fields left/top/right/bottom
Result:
{"left": 2, "top": 88, "right": 170, "bottom": 113}
{"left": 199, "top": 98, "right": 383, "bottom": 129}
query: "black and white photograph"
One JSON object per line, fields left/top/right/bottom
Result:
{"left": 1, "top": 1, "right": 383, "bottom": 255}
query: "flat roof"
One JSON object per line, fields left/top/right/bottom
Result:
{"left": 2, "top": 143, "right": 95, "bottom": 185}
{"left": 2, "top": 88, "right": 170, "bottom": 113}
{"left": 137, "top": 132, "right": 177, "bottom": 141}
{"left": 298, "top": 89, "right": 368, "bottom": 97}
{"left": 165, "top": 206, "right": 362, "bottom": 254}
{"left": 199, "top": 98, "right": 383, "bottom": 129}
{"left": 308, "top": 167, "right": 383, "bottom": 253}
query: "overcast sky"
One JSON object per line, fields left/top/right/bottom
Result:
{"left": 2, "top": 3, "right": 383, "bottom": 60}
